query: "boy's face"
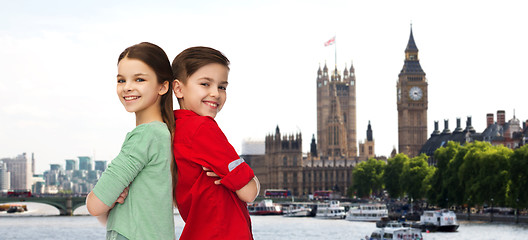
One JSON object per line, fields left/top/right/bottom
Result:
{"left": 173, "top": 63, "right": 229, "bottom": 118}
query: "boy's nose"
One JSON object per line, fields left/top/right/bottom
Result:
{"left": 209, "top": 88, "right": 219, "bottom": 97}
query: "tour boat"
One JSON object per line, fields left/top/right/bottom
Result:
{"left": 282, "top": 203, "right": 313, "bottom": 217}
{"left": 315, "top": 200, "right": 346, "bottom": 219}
{"left": 418, "top": 209, "right": 459, "bottom": 232}
{"left": 345, "top": 203, "right": 388, "bottom": 222}
{"left": 247, "top": 199, "right": 282, "bottom": 215}
{"left": 366, "top": 226, "right": 423, "bottom": 240}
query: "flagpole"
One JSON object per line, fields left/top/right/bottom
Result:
{"left": 334, "top": 34, "right": 337, "bottom": 71}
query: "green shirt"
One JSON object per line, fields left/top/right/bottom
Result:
{"left": 93, "top": 121, "right": 175, "bottom": 240}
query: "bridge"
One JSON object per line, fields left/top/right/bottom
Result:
{"left": 0, "top": 196, "right": 87, "bottom": 216}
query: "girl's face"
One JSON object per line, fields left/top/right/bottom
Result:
{"left": 173, "top": 63, "right": 229, "bottom": 118}
{"left": 116, "top": 57, "right": 167, "bottom": 118}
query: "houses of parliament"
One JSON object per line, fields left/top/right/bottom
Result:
{"left": 242, "top": 28, "right": 428, "bottom": 197}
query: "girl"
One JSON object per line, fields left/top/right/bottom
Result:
{"left": 171, "top": 46, "right": 260, "bottom": 240}
{"left": 86, "top": 42, "right": 175, "bottom": 240}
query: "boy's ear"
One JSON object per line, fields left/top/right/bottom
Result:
{"left": 158, "top": 81, "right": 170, "bottom": 95}
{"left": 173, "top": 79, "right": 184, "bottom": 98}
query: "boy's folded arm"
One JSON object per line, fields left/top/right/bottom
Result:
{"left": 235, "top": 176, "right": 260, "bottom": 203}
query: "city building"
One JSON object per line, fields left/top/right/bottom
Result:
{"left": 78, "top": 156, "right": 92, "bottom": 171}
{"left": 358, "top": 121, "right": 375, "bottom": 161}
{"left": 94, "top": 160, "right": 107, "bottom": 172}
{"left": 246, "top": 29, "right": 436, "bottom": 197}
{"left": 420, "top": 110, "right": 527, "bottom": 165}
{"left": 316, "top": 61, "right": 357, "bottom": 158}
{"left": 0, "top": 153, "right": 33, "bottom": 190}
{"left": 65, "top": 159, "right": 78, "bottom": 171}
{"left": 396, "top": 27, "right": 428, "bottom": 157}
{"left": 249, "top": 63, "right": 379, "bottom": 197}
{"left": 0, "top": 161, "right": 11, "bottom": 193}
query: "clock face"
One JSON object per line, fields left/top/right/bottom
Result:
{"left": 409, "top": 86, "right": 423, "bottom": 101}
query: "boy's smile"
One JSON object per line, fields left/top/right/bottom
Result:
{"left": 174, "top": 63, "right": 229, "bottom": 118}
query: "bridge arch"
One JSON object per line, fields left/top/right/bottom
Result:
{"left": 0, "top": 196, "right": 87, "bottom": 216}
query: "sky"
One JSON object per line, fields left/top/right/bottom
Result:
{"left": 1, "top": 0, "right": 526, "bottom": 174}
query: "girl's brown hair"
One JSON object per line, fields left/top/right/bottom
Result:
{"left": 118, "top": 42, "right": 176, "bottom": 202}
{"left": 170, "top": 46, "right": 230, "bottom": 203}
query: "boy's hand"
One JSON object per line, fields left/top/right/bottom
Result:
{"left": 115, "top": 187, "right": 129, "bottom": 204}
{"left": 203, "top": 166, "right": 222, "bottom": 185}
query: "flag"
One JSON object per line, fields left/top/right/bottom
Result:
{"left": 324, "top": 36, "right": 335, "bottom": 47}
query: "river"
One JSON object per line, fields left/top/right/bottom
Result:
{"left": 0, "top": 203, "right": 527, "bottom": 239}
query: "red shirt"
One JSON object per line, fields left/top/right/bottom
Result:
{"left": 173, "top": 110, "right": 255, "bottom": 240}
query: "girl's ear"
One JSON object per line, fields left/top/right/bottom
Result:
{"left": 159, "top": 81, "right": 170, "bottom": 95}
{"left": 173, "top": 79, "right": 184, "bottom": 98}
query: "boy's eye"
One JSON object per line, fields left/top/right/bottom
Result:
{"left": 200, "top": 82, "right": 209, "bottom": 87}
{"left": 219, "top": 86, "right": 227, "bottom": 91}
{"left": 117, "top": 79, "right": 125, "bottom": 83}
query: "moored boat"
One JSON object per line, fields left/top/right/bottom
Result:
{"left": 247, "top": 199, "right": 282, "bottom": 215}
{"left": 345, "top": 203, "right": 388, "bottom": 222}
{"left": 282, "top": 203, "right": 314, "bottom": 217}
{"left": 315, "top": 200, "right": 346, "bottom": 219}
{"left": 418, "top": 209, "right": 459, "bottom": 232}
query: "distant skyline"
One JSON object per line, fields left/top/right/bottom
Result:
{"left": 1, "top": 0, "right": 526, "bottom": 174}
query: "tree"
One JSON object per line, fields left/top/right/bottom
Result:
{"left": 459, "top": 141, "right": 512, "bottom": 206}
{"left": 400, "top": 154, "right": 432, "bottom": 200}
{"left": 427, "top": 141, "right": 460, "bottom": 207}
{"left": 507, "top": 145, "right": 528, "bottom": 209}
{"left": 383, "top": 153, "right": 408, "bottom": 199}
{"left": 351, "top": 158, "right": 386, "bottom": 198}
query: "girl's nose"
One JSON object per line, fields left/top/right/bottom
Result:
{"left": 124, "top": 81, "right": 133, "bottom": 91}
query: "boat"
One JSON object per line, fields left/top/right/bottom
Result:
{"left": 5, "top": 204, "right": 27, "bottom": 213}
{"left": 346, "top": 203, "right": 388, "bottom": 222}
{"left": 315, "top": 200, "right": 346, "bottom": 219}
{"left": 365, "top": 226, "right": 423, "bottom": 240}
{"left": 282, "top": 203, "right": 314, "bottom": 217}
{"left": 418, "top": 209, "right": 459, "bottom": 232}
{"left": 247, "top": 199, "right": 282, "bottom": 215}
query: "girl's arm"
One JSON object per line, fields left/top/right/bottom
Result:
{"left": 204, "top": 167, "right": 260, "bottom": 203}
{"left": 86, "top": 187, "right": 129, "bottom": 225}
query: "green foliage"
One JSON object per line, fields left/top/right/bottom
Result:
{"left": 352, "top": 140, "right": 526, "bottom": 209}
{"left": 507, "top": 144, "right": 528, "bottom": 209}
{"left": 383, "top": 153, "right": 408, "bottom": 198}
{"left": 427, "top": 141, "right": 460, "bottom": 207}
{"left": 352, "top": 158, "right": 386, "bottom": 198}
{"left": 400, "top": 154, "right": 433, "bottom": 200}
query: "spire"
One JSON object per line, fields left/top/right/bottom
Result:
{"left": 343, "top": 63, "right": 349, "bottom": 77}
{"left": 317, "top": 64, "right": 322, "bottom": 75}
{"left": 366, "top": 121, "right": 373, "bottom": 141}
{"left": 349, "top": 61, "right": 355, "bottom": 74}
{"left": 310, "top": 134, "right": 317, "bottom": 157}
{"left": 405, "top": 24, "right": 419, "bottom": 52}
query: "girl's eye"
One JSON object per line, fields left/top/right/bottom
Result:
{"left": 136, "top": 78, "right": 145, "bottom": 82}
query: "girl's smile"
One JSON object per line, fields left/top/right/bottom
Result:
{"left": 116, "top": 57, "right": 168, "bottom": 125}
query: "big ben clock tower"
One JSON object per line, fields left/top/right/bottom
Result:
{"left": 396, "top": 26, "right": 428, "bottom": 157}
